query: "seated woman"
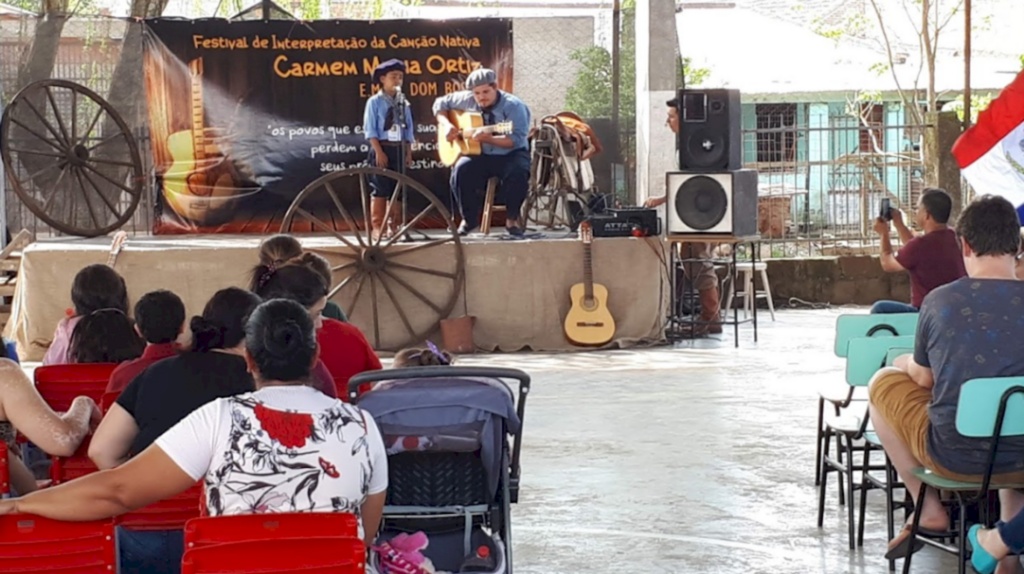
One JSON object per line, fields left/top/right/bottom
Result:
{"left": 0, "top": 349, "right": 100, "bottom": 495}
{"left": 0, "top": 299, "right": 388, "bottom": 547}
{"left": 249, "top": 233, "right": 348, "bottom": 321}
{"left": 88, "top": 287, "right": 261, "bottom": 573}
{"left": 44, "top": 264, "right": 130, "bottom": 365}
{"left": 254, "top": 262, "right": 381, "bottom": 397}
{"left": 68, "top": 309, "right": 145, "bottom": 364}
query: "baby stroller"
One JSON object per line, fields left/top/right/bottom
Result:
{"left": 349, "top": 366, "right": 530, "bottom": 574}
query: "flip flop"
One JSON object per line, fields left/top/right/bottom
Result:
{"left": 968, "top": 524, "right": 999, "bottom": 574}
{"left": 884, "top": 523, "right": 948, "bottom": 560}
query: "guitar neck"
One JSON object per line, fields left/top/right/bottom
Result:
{"left": 190, "top": 60, "right": 206, "bottom": 161}
{"left": 583, "top": 242, "right": 594, "bottom": 300}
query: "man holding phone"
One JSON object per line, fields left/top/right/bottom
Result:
{"left": 871, "top": 187, "right": 966, "bottom": 314}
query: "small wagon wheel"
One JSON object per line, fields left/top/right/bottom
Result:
{"left": 281, "top": 167, "right": 465, "bottom": 351}
{"left": 0, "top": 79, "right": 143, "bottom": 237}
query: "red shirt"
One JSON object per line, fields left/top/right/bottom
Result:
{"left": 106, "top": 343, "right": 180, "bottom": 395}
{"left": 316, "top": 318, "right": 382, "bottom": 397}
{"left": 895, "top": 228, "right": 967, "bottom": 308}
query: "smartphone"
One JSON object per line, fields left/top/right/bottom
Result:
{"left": 880, "top": 198, "right": 893, "bottom": 221}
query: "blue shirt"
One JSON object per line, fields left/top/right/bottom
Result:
{"left": 916, "top": 277, "right": 1024, "bottom": 475}
{"left": 363, "top": 91, "right": 415, "bottom": 143}
{"left": 431, "top": 90, "right": 530, "bottom": 156}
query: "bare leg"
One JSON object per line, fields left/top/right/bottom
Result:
{"left": 978, "top": 527, "right": 1012, "bottom": 562}
{"left": 9, "top": 453, "right": 38, "bottom": 495}
{"left": 869, "top": 402, "right": 950, "bottom": 530}
{"left": 996, "top": 490, "right": 1024, "bottom": 574}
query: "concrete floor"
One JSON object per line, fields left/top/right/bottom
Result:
{"left": 458, "top": 308, "right": 961, "bottom": 574}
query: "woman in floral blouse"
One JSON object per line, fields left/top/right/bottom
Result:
{"left": 0, "top": 298, "right": 389, "bottom": 546}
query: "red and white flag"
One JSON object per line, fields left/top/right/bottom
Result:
{"left": 952, "top": 69, "right": 1024, "bottom": 223}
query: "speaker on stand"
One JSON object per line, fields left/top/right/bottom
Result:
{"left": 665, "top": 88, "right": 760, "bottom": 346}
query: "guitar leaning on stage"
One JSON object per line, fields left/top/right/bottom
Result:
{"left": 437, "top": 110, "right": 514, "bottom": 167}
{"left": 164, "top": 58, "right": 237, "bottom": 201}
{"left": 564, "top": 222, "right": 616, "bottom": 347}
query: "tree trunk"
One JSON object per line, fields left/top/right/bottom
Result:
{"left": 921, "top": 0, "right": 937, "bottom": 112}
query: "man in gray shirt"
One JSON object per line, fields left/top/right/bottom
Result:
{"left": 869, "top": 195, "right": 1024, "bottom": 562}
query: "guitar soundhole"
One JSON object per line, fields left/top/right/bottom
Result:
{"left": 581, "top": 297, "right": 596, "bottom": 311}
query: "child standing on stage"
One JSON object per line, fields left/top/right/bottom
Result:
{"left": 363, "top": 59, "right": 415, "bottom": 240}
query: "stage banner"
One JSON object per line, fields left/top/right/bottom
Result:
{"left": 142, "top": 18, "right": 513, "bottom": 234}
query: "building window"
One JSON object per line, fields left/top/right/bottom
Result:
{"left": 755, "top": 104, "right": 797, "bottom": 164}
{"left": 859, "top": 103, "right": 885, "bottom": 153}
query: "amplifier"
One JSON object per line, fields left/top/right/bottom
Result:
{"left": 586, "top": 207, "right": 661, "bottom": 238}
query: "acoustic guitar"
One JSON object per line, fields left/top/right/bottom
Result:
{"left": 163, "top": 58, "right": 237, "bottom": 218}
{"left": 564, "top": 221, "right": 616, "bottom": 346}
{"left": 437, "top": 110, "right": 514, "bottom": 167}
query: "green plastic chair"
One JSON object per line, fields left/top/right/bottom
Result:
{"left": 817, "top": 313, "right": 920, "bottom": 488}
{"left": 820, "top": 334, "right": 916, "bottom": 553}
{"left": 846, "top": 336, "right": 915, "bottom": 387}
{"left": 886, "top": 347, "right": 914, "bottom": 367}
{"left": 900, "top": 377, "right": 1024, "bottom": 574}
{"left": 834, "top": 313, "right": 919, "bottom": 357}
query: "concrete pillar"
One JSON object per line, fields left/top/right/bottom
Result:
{"left": 923, "top": 110, "right": 964, "bottom": 220}
{"left": 634, "top": 0, "right": 679, "bottom": 205}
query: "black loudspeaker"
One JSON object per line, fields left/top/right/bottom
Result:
{"left": 676, "top": 89, "right": 742, "bottom": 171}
{"left": 665, "top": 169, "right": 758, "bottom": 237}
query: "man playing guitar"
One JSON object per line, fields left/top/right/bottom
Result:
{"left": 433, "top": 68, "right": 532, "bottom": 236}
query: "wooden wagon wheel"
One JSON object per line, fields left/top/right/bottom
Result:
{"left": 0, "top": 79, "right": 143, "bottom": 237}
{"left": 281, "top": 167, "right": 465, "bottom": 351}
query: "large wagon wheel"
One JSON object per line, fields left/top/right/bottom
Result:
{"left": 0, "top": 80, "right": 143, "bottom": 237}
{"left": 281, "top": 167, "right": 465, "bottom": 351}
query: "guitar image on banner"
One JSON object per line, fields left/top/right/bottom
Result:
{"left": 163, "top": 57, "right": 240, "bottom": 223}
{"left": 437, "top": 110, "right": 514, "bottom": 167}
{"left": 564, "top": 221, "right": 616, "bottom": 346}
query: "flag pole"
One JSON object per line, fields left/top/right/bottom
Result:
{"left": 963, "top": 0, "right": 972, "bottom": 130}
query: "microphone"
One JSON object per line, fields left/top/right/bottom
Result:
{"left": 395, "top": 84, "right": 404, "bottom": 102}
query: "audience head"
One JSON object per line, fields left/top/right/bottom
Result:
{"left": 69, "top": 309, "right": 144, "bottom": 363}
{"left": 393, "top": 345, "right": 454, "bottom": 368}
{"left": 1017, "top": 231, "right": 1024, "bottom": 281}
{"left": 71, "top": 264, "right": 128, "bottom": 317}
{"left": 955, "top": 195, "right": 1022, "bottom": 275}
{"left": 249, "top": 234, "right": 303, "bottom": 291}
{"left": 134, "top": 290, "right": 186, "bottom": 345}
{"left": 252, "top": 263, "right": 328, "bottom": 329}
{"left": 191, "top": 287, "right": 262, "bottom": 353}
{"left": 916, "top": 188, "right": 954, "bottom": 228}
{"left": 244, "top": 298, "right": 318, "bottom": 384}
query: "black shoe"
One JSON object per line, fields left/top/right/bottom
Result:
{"left": 457, "top": 221, "right": 477, "bottom": 236}
{"left": 507, "top": 226, "right": 525, "bottom": 237}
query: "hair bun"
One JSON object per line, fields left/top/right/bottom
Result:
{"left": 262, "top": 319, "right": 304, "bottom": 357}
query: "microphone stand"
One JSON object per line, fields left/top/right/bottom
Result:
{"left": 394, "top": 88, "right": 424, "bottom": 242}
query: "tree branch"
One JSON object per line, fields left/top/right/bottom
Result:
{"left": 867, "top": 0, "right": 925, "bottom": 124}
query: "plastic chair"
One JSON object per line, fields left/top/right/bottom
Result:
{"left": 35, "top": 364, "right": 117, "bottom": 485}
{"left": 816, "top": 313, "right": 919, "bottom": 487}
{"left": 0, "top": 442, "right": 8, "bottom": 497}
{"left": 100, "top": 391, "right": 119, "bottom": 414}
{"left": 181, "top": 537, "right": 365, "bottom": 574}
{"left": 34, "top": 363, "right": 118, "bottom": 409}
{"left": 184, "top": 512, "right": 359, "bottom": 549}
{"left": 0, "top": 514, "right": 115, "bottom": 573}
{"left": 818, "top": 335, "right": 914, "bottom": 558}
{"left": 116, "top": 482, "right": 204, "bottom": 531}
{"left": 886, "top": 347, "right": 914, "bottom": 367}
{"left": 898, "top": 378, "right": 1024, "bottom": 573}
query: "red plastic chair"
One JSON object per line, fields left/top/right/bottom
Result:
{"left": 100, "top": 391, "right": 119, "bottom": 414}
{"left": 181, "top": 537, "right": 365, "bottom": 574}
{"left": 34, "top": 363, "right": 118, "bottom": 409}
{"left": 0, "top": 442, "right": 8, "bottom": 497}
{"left": 184, "top": 513, "right": 360, "bottom": 549}
{"left": 0, "top": 514, "right": 115, "bottom": 573}
{"left": 115, "top": 482, "right": 204, "bottom": 531}
{"left": 34, "top": 364, "right": 118, "bottom": 485}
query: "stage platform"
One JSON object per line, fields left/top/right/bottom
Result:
{"left": 5, "top": 233, "right": 669, "bottom": 361}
